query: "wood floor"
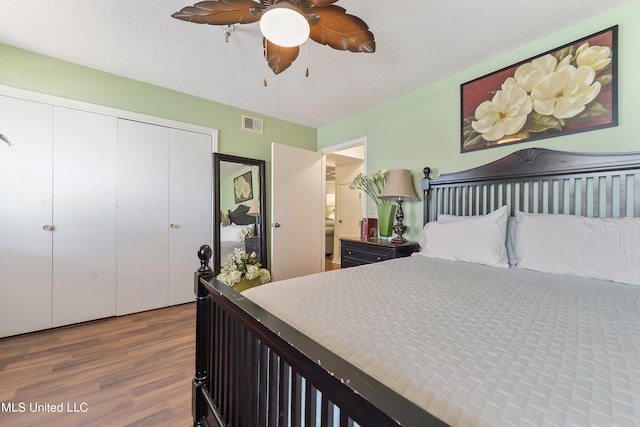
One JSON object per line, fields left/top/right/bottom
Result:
{"left": 0, "top": 303, "right": 195, "bottom": 427}
{"left": 325, "top": 254, "right": 340, "bottom": 271}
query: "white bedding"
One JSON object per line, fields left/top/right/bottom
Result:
{"left": 243, "top": 256, "right": 640, "bottom": 426}
{"left": 220, "top": 240, "right": 244, "bottom": 263}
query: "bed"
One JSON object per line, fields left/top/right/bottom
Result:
{"left": 192, "top": 147, "right": 640, "bottom": 427}
{"left": 219, "top": 204, "right": 256, "bottom": 262}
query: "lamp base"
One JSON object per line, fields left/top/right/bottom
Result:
{"left": 391, "top": 222, "right": 407, "bottom": 243}
{"left": 390, "top": 199, "right": 408, "bottom": 242}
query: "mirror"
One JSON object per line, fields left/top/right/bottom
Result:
{"left": 213, "top": 153, "right": 267, "bottom": 275}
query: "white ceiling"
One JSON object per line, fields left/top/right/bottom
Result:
{"left": 0, "top": 0, "right": 628, "bottom": 128}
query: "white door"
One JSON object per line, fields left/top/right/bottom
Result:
{"left": 271, "top": 143, "right": 323, "bottom": 281}
{"left": 52, "top": 107, "right": 117, "bottom": 327}
{"left": 168, "top": 128, "right": 212, "bottom": 305}
{"left": 117, "top": 119, "right": 170, "bottom": 315}
{"left": 0, "top": 96, "right": 54, "bottom": 337}
{"left": 334, "top": 182, "right": 363, "bottom": 259}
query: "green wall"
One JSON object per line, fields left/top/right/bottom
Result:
{"left": 0, "top": 44, "right": 317, "bottom": 162}
{"left": 318, "top": 0, "right": 640, "bottom": 241}
{"left": 3, "top": 1, "right": 640, "bottom": 245}
{"left": 0, "top": 44, "right": 317, "bottom": 266}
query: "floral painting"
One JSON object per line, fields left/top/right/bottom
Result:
{"left": 461, "top": 26, "right": 617, "bottom": 152}
{"left": 233, "top": 171, "right": 253, "bottom": 204}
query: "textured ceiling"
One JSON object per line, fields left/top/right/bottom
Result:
{"left": 0, "top": 0, "right": 628, "bottom": 128}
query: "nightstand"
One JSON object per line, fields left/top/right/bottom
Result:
{"left": 340, "top": 238, "right": 420, "bottom": 268}
{"left": 245, "top": 236, "right": 261, "bottom": 260}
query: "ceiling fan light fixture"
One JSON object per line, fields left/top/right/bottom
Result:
{"left": 259, "top": 2, "right": 310, "bottom": 48}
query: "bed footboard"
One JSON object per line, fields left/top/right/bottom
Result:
{"left": 192, "top": 245, "right": 445, "bottom": 427}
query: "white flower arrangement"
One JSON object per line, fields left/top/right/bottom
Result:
{"left": 349, "top": 169, "right": 390, "bottom": 206}
{"left": 463, "top": 40, "right": 613, "bottom": 149}
{"left": 217, "top": 248, "right": 271, "bottom": 287}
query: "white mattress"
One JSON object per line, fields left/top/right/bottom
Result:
{"left": 243, "top": 255, "right": 640, "bottom": 426}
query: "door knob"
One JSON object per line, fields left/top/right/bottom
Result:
{"left": 42, "top": 225, "right": 53, "bottom": 231}
{"left": 274, "top": 223, "right": 281, "bottom": 228}
{"left": 169, "top": 223, "right": 178, "bottom": 228}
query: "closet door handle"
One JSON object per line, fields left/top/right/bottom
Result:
{"left": 169, "top": 223, "right": 178, "bottom": 228}
{"left": 274, "top": 223, "right": 281, "bottom": 228}
{"left": 42, "top": 225, "right": 54, "bottom": 231}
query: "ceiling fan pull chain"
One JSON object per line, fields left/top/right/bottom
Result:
{"left": 305, "top": 39, "right": 309, "bottom": 77}
{"left": 264, "top": 40, "right": 269, "bottom": 87}
{"left": 223, "top": 25, "right": 233, "bottom": 43}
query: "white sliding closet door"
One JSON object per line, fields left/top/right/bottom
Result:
{"left": 168, "top": 128, "right": 212, "bottom": 305}
{"left": 117, "top": 119, "right": 170, "bottom": 315}
{"left": 52, "top": 107, "right": 117, "bottom": 327}
{"left": 0, "top": 96, "right": 54, "bottom": 337}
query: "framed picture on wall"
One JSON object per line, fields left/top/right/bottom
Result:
{"left": 461, "top": 26, "right": 618, "bottom": 153}
{"left": 233, "top": 171, "right": 253, "bottom": 204}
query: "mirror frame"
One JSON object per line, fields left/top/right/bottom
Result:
{"left": 213, "top": 153, "right": 267, "bottom": 275}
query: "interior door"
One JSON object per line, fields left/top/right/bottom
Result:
{"left": 52, "top": 107, "right": 117, "bottom": 327}
{"left": 117, "top": 119, "right": 170, "bottom": 315}
{"left": 271, "top": 143, "right": 323, "bottom": 281}
{"left": 0, "top": 96, "right": 54, "bottom": 337}
{"left": 168, "top": 128, "right": 212, "bottom": 305}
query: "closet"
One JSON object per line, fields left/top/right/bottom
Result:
{"left": 0, "top": 91, "right": 214, "bottom": 337}
{"left": 117, "top": 120, "right": 212, "bottom": 315}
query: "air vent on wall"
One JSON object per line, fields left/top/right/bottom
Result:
{"left": 242, "top": 115, "right": 263, "bottom": 134}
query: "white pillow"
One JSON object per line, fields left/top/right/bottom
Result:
{"left": 416, "top": 205, "right": 509, "bottom": 268}
{"left": 431, "top": 212, "right": 518, "bottom": 266}
{"left": 220, "top": 223, "right": 248, "bottom": 242}
{"left": 515, "top": 211, "right": 640, "bottom": 286}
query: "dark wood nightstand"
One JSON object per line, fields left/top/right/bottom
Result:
{"left": 340, "top": 237, "right": 420, "bottom": 268}
{"left": 245, "top": 236, "right": 261, "bottom": 260}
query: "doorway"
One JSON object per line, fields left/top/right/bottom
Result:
{"left": 322, "top": 139, "right": 366, "bottom": 269}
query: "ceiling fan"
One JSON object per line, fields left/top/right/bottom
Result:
{"left": 171, "top": 0, "right": 375, "bottom": 77}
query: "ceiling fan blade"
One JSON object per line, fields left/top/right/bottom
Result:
{"left": 172, "top": 0, "right": 264, "bottom": 25}
{"left": 309, "top": 5, "right": 375, "bottom": 53}
{"left": 264, "top": 39, "right": 299, "bottom": 74}
{"left": 304, "top": 0, "right": 339, "bottom": 6}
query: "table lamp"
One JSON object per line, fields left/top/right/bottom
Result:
{"left": 379, "top": 169, "right": 420, "bottom": 242}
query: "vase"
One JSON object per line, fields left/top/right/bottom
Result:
{"left": 376, "top": 204, "right": 396, "bottom": 238}
{"left": 232, "top": 277, "right": 262, "bottom": 293}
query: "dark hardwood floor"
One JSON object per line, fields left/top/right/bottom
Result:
{"left": 0, "top": 303, "right": 195, "bottom": 426}
{"left": 325, "top": 254, "right": 340, "bottom": 271}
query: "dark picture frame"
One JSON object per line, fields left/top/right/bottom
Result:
{"left": 461, "top": 26, "right": 618, "bottom": 153}
{"left": 233, "top": 171, "right": 253, "bottom": 204}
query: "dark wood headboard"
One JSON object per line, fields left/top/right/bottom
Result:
{"left": 227, "top": 204, "right": 255, "bottom": 226}
{"left": 422, "top": 148, "right": 640, "bottom": 224}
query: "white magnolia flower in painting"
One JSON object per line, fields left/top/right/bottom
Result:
{"left": 575, "top": 42, "right": 612, "bottom": 71}
{"left": 234, "top": 176, "right": 251, "bottom": 200}
{"left": 462, "top": 35, "right": 614, "bottom": 152}
{"left": 471, "top": 79, "right": 533, "bottom": 141}
{"left": 513, "top": 54, "right": 572, "bottom": 93}
{"left": 514, "top": 54, "right": 556, "bottom": 93}
{"left": 530, "top": 65, "right": 601, "bottom": 119}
